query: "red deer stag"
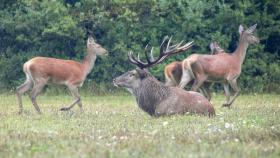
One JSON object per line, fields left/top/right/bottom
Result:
{"left": 113, "top": 37, "right": 215, "bottom": 117}
{"left": 16, "top": 36, "right": 108, "bottom": 114}
{"left": 164, "top": 42, "right": 225, "bottom": 100}
{"left": 179, "top": 24, "right": 259, "bottom": 107}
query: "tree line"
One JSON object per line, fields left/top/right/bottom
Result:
{"left": 0, "top": 0, "right": 279, "bottom": 93}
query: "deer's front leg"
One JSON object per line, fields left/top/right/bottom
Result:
{"left": 227, "top": 79, "right": 240, "bottom": 107}
{"left": 222, "top": 83, "right": 231, "bottom": 107}
{"left": 60, "top": 86, "right": 82, "bottom": 111}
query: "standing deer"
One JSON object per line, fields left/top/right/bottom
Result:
{"left": 113, "top": 37, "right": 215, "bottom": 116}
{"left": 179, "top": 24, "right": 259, "bottom": 107}
{"left": 16, "top": 36, "right": 108, "bottom": 114}
{"left": 165, "top": 41, "right": 225, "bottom": 86}
{"left": 164, "top": 42, "right": 225, "bottom": 100}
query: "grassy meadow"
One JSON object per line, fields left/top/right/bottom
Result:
{"left": 0, "top": 93, "right": 279, "bottom": 158}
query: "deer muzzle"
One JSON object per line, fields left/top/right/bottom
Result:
{"left": 113, "top": 77, "right": 126, "bottom": 87}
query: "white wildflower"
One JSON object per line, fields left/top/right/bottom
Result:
{"left": 163, "top": 121, "right": 169, "bottom": 126}
{"left": 225, "top": 122, "right": 235, "bottom": 130}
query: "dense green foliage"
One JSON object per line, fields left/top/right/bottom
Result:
{"left": 0, "top": 0, "right": 279, "bottom": 93}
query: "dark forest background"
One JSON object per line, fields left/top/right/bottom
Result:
{"left": 0, "top": 0, "right": 279, "bottom": 94}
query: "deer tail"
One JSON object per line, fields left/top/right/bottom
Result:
{"left": 183, "top": 59, "right": 195, "bottom": 79}
{"left": 23, "top": 60, "right": 35, "bottom": 84}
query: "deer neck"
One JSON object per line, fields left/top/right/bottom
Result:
{"left": 233, "top": 38, "right": 249, "bottom": 65}
{"left": 133, "top": 77, "right": 170, "bottom": 116}
{"left": 82, "top": 47, "right": 97, "bottom": 75}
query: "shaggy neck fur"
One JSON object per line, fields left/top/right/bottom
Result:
{"left": 133, "top": 74, "right": 170, "bottom": 116}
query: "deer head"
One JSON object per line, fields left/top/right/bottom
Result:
{"left": 113, "top": 36, "right": 194, "bottom": 93}
{"left": 87, "top": 36, "right": 108, "bottom": 56}
{"left": 238, "top": 24, "right": 259, "bottom": 44}
{"left": 113, "top": 68, "right": 148, "bottom": 91}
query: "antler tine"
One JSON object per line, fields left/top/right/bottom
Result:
{"left": 128, "top": 51, "right": 138, "bottom": 64}
{"left": 168, "top": 40, "right": 184, "bottom": 50}
{"left": 174, "top": 40, "right": 184, "bottom": 50}
{"left": 137, "top": 53, "right": 140, "bottom": 61}
{"left": 168, "top": 41, "right": 194, "bottom": 55}
{"left": 149, "top": 40, "right": 194, "bottom": 67}
{"left": 128, "top": 51, "right": 145, "bottom": 68}
{"left": 144, "top": 44, "right": 152, "bottom": 63}
{"left": 160, "top": 36, "right": 169, "bottom": 47}
{"left": 165, "top": 36, "right": 172, "bottom": 51}
{"left": 150, "top": 47, "right": 155, "bottom": 62}
{"left": 159, "top": 36, "right": 169, "bottom": 56}
{"left": 127, "top": 37, "right": 194, "bottom": 69}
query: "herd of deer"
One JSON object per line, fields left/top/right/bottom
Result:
{"left": 16, "top": 24, "right": 259, "bottom": 117}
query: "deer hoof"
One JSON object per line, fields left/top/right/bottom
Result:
{"left": 60, "top": 107, "right": 69, "bottom": 111}
{"left": 222, "top": 103, "right": 230, "bottom": 108}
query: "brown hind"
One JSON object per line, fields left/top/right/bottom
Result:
{"left": 16, "top": 36, "right": 108, "bottom": 114}
{"left": 179, "top": 24, "right": 259, "bottom": 107}
{"left": 164, "top": 41, "right": 226, "bottom": 100}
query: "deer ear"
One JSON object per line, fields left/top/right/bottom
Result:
{"left": 87, "top": 36, "right": 95, "bottom": 44}
{"left": 239, "top": 25, "right": 244, "bottom": 35}
{"left": 246, "top": 24, "right": 257, "bottom": 34}
{"left": 209, "top": 42, "right": 215, "bottom": 53}
{"left": 135, "top": 68, "right": 148, "bottom": 79}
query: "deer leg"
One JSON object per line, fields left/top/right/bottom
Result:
{"left": 60, "top": 86, "right": 82, "bottom": 111}
{"left": 191, "top": 76, "right": 206, "bottom": 92}
{"left": 198, "top": 88, "right": 206, "bottom": 97}
{"left": 75, "top": 88, "right": 84, "bottom": 113}
{"left": 222, "top": 83, "right": 231, "bottom": 107}
{"left": 178, "top": 70, "right": 192, "bottom": 89}
{"left": 165, "top": 77, "right": 176, "bottom": 87}
{"left": 77, "top": 101, "right": 84, "bottom": 113}
{"left": 227, "top": 79, "right": 240, "bottom": 107}
{"left": 30, "top": 81, "right": 46, "bottom": 114}
{"left": 16, "top": 78, "right": 33, "bottom": 114}
{"left": 201, "top": 87, "right": 211, "bottom": 101}
{"left": 196, "top": 86, "right": 208, "bottom": 99}
{"left": 202, "top": 83, "right": 212, "bottom": 101}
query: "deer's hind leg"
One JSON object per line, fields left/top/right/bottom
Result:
{"left": 165, "top": 75, "right": 176, "bottom": 87}
{"left": 200, "top": 83, "right": 212, "bottom": 101}
{"left": 191, "top": 75, "right": 207, "bottom": 93}
{"left": 16, "top": 75, "right": 33, "bottom": 114}
{"left": 30, "top": 79, "right": 47, "bottom": 114}
{"left": 178, "top": 69, "right": 193, "bottom": 89}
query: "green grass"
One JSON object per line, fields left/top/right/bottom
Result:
{"left": 0, "top": 93, "right": 279, "bottom": 158}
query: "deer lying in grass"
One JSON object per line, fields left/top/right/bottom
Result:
{"left": 16, "top": 36, "right": 108, "bottom": 114}
{"left": 164, "top": 42, "right": 225, "bottom": 100}
{"left": 179, "top": 24, "right": 259, "bottom": 107}
{"left": 113, "top": 37, "right": 215, "bottom": 117}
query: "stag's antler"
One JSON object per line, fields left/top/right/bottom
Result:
{"left": 128, "top": 36, "right": 194, "bottom": 69}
